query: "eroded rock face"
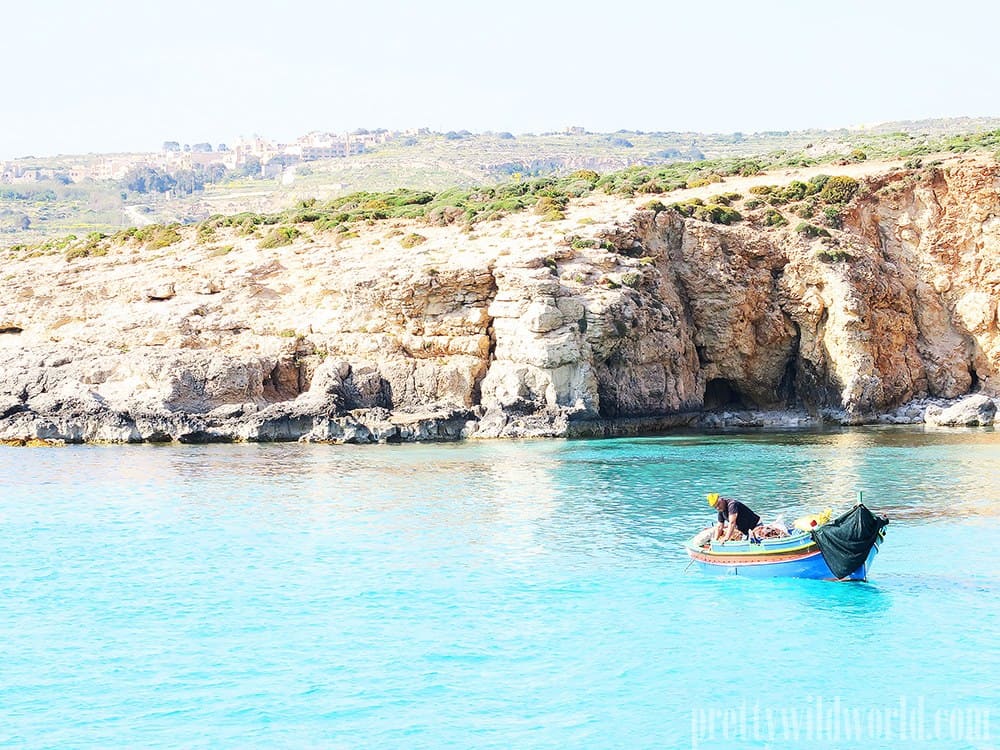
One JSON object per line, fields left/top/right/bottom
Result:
{"left": 1, "top": 163, "right": 998, "bottom": 442}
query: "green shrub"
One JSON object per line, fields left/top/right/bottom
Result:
{"left": 67, "top": 231, "right": 111, "bottom": 258}
{"left": 708, "top": 192, "right": 742, "bottom": 206}
{"left": 671, "top": 198, "right": 704, "bottom": 217}
{"left": 36, "top": 234, "right": 77, "bottom": 255}
{"left": 259, "top": 226, "right": 301, "bottom": 248}
{"left": 778, "top": 181, "right": 809, "bottom": 202}
{"left": 313, "top": 218, "right": 343, "bottom": 232}
{"left": 568, "top": 169, "right": 600, "bottom": 183}
{"left": 904, "top": 158, "right": 923, "bottom": 169}
{"left": 686, "top": 174, "right": 723, "bottom": 188}
{"left": 636, "top": 179, "right": 668, "bottom": 194}
{"left": 791, "top": 201, "right": 816, "bottom": 219}
{"left": 134, "top": 224, "right": 182, "bottom": 250}
{"left": 620, "top": 271, "right": 642, "bottom": 288}
{"left": 763, "top": 209, "right": 788, "bottom": 227}
{"left": 745, "top": 198, "right": 764, "bottom": 210}
{"left": 819, "top": 175, "right": 860, "bottom": 204}
{"left": 795, "top": 222, "right": 830, "bottom": 238}
{"left": 817, "top": 248, "right": 853, "bottom": 262}
{"left": 400, "top": 232, "right": 427, "bottom": 248}
{"left": 534, "top": 193, "right": 569, "bottom": 214}
{"left": 822, "top": 206, "right": 843, "bottom": 228}
{"left": 111, "top": 227, "right": 139, "bottom": 244}
{"left": 693, "top": 204, "right": 742, "bottom": 224}
{"left": 944, "top": 131, "right": 1000, "bottom": 153}
{"left": 641, "top": 200, "right": 667, "bottom": 213}
{"left": 734, "top": 159, "right": 763, "bottom": 176}
{"left": 760, "top": 181, "right": 810, "bottom": 206}
{"left": 533, "top": 194, "right": 569, "bottom": 218}
{"left": 806, "top": 174, "right": 830, "bottom": 194}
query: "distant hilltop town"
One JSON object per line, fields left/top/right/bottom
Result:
{"left": 0, "top": 128, "right": 428, "bottom": 185}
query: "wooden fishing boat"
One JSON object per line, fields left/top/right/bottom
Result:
{"left": 684, "top": 504, "right": 888, "bottom": 581}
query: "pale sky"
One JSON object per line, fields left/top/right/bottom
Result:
{"left": 3, "top": 0, "right": 999, "bottom": 158}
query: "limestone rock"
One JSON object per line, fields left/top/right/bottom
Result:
{"left": 145, "top": 283, "right": 176, "bottom": 301}
{"left": 924, "top": 394, "right": 997, "bottom": 426}
{"left": 195, "top": 279, "right": 221, "bottom": 295}
{"left": 2, "top": 162, "right": 1000, "bottom": 442}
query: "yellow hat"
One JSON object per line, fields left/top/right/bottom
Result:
{"left": 707, "top": 493, "right": 720, "bottom": 507}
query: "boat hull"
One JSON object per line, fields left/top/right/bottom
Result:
{"left": 686, "top": 536, "right": 881, "bottom": 581}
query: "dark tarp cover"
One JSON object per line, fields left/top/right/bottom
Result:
{"left": 811, "top": 504, "right": 889, "bottom": 579}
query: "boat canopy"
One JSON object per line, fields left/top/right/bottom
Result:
{"left": 811, "top": 504, "right": 888, "bottom": 579}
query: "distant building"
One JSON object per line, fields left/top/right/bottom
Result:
{"left": 1, "top": 166, "right": 59, "bottom": 183}
{"left": 284, "top": 132, "right": 365, "bottom": 160}
{"left": 0, "top": 161, "right": 22, "bottom": 182}
{"left": 95, "top": 157, "right": 136, "bottom": 181}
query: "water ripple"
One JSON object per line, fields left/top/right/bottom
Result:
{"left": 1, "top": 429, "right": 998, "bottom": 748}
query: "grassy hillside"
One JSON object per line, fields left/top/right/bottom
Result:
{"left": 3, "top": 118, "right": 1000, "bottom": 248}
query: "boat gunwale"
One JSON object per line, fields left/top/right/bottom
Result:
{"left": 683, "top": 530, "right": 819, "bottom": 558}
{"left": 685, "top": 547, "right": 825, "bottom": 566}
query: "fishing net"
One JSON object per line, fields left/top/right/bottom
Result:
{"left": 811, "top": 504, "right": 888, "bottom": 579}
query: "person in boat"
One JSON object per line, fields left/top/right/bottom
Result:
{"left": 707, "top": 493, "right": 762, "bottom": 542}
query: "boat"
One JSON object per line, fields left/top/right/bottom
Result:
{"left": 684, "top": 503, "right": 888, "bottom": 581}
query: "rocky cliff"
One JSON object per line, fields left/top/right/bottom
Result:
{"left": 1, "top": 160, "right": 998, "bottom": 443}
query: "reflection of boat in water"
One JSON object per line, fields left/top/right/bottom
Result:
{"left": 684, "top": 504, "right": 888, "bottom": 581}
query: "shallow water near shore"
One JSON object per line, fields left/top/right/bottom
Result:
{"left": 2, "top": 428, "right": 998, "bottom": 749}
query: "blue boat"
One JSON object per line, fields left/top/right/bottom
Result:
{"left": 684, "top": 504, "right": 888, "bottom": 581}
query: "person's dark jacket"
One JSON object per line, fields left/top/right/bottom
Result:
{"left": 717, "top": 497, "right": 761, "bottom": 534}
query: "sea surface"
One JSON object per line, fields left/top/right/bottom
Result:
{"left": 1, "top": 428, "right": 998, "bottom": 749}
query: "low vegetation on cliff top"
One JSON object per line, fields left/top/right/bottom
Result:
{"left": 6, "top": 120, "right": 1000, "bottom": 251}
{"left": 0, "top": 138, "right": 964, "bottom": 262}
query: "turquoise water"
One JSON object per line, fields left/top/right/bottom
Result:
{"left": 1, "top": 429, "right": 998, "bottom": 749}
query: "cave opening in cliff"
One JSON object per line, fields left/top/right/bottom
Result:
{"left": 778, "top": 357, "right": 798, "bottom": 407}
{"left": 778, "top": 321, "right": 802, "bottom": 407}
{"left": 703, "top": 378, "right": 750, "bottom": 411}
